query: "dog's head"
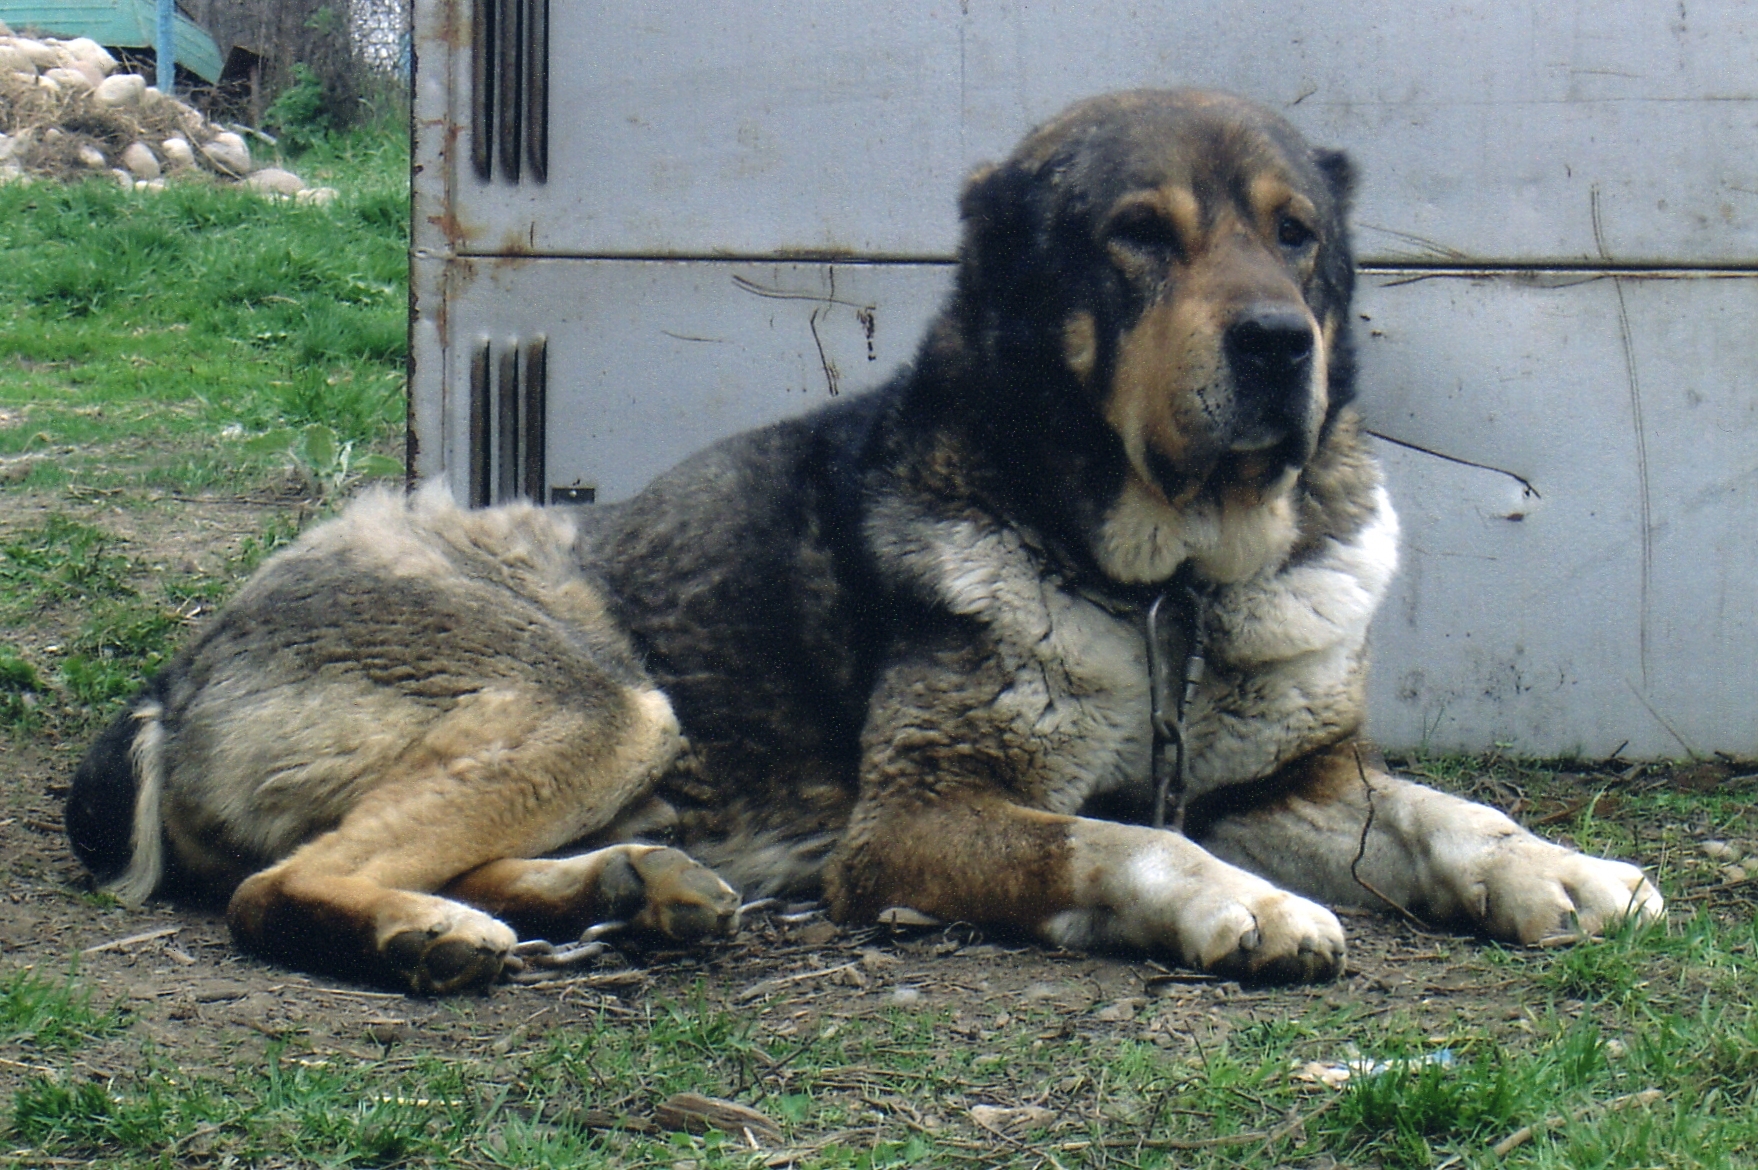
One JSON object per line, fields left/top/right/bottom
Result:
{"left": 947, "top": 90, "right": 1357, "bottom": 584}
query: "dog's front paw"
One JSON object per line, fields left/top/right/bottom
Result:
{"left": 1462, "top": 838, "right": 1664, "bottom": 944}
{"left": 1182, "top": 885, "right": 1347, "bottom": 982}
{"left": 382, "top": 906, "right": 517, "bottom": 995}
{"left": 608, "top": 846, "right": 742, "bottom": 943}
{"left": 1056, "top": 824, "right": 1348, "bottom": 983}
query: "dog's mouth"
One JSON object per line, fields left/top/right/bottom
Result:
{"left": 1226, "top": 428, "right": 1291, "bottom": 454}
{"left": 1142, "top": 433, "right": 1306, "bottom": 508}
{"left": 1213, "top": 442, "right": 1302, "bottom": 491}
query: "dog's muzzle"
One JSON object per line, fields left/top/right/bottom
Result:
{"left": 1223, "top": 304, "right": 1315, "bottom": 452}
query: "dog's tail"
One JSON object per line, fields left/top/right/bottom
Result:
{"left": 65, "top": 689, "right": 169, "bottom": 907}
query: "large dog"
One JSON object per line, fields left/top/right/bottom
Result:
{"left": 67, "top": 90, "right": 1663, "bottom": 993}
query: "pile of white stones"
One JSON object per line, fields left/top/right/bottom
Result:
{"left": 0, "top": 22, "right": 337, "bottom": 203}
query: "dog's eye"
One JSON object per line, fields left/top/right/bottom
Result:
{"left": 1107, "top": 208, "right": 1181, "bottom": 256}
{"left": 1277, "top": 215, "right": 1316, "bottom": 249}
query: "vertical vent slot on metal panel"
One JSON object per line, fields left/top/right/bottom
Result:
{"left": 468, "top": 337, "right": 548, "bottom": 506}
{"left": 468, "top": 341, "right": 492, "bottom": 506}
{"left": 470, "top": 0, "right": 494, "bottom": 181}
{"left": 495, "top": 345, "right": 520, "bottom": 501}
{"left": 525, "top": 0, "right": 549, "bottom": 182}
{"left": 472, "top": 0, "right": 548, "bottom": 183}
{"left": 522, "top": 336, "right": 547, "bottom": 500}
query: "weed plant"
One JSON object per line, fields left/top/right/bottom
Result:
{"left": 0, "top": 967, "right": 128, "bottom": 1053}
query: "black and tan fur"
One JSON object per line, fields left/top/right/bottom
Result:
{"left": 67, "top": 90, "right": 1662, "bottom": 993}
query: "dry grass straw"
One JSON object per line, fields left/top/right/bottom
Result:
{"left": 1, "top": 70, "right": 212, "bottom": 182}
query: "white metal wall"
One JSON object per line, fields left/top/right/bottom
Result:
{"left": 411, "top": 1, "right": 1758, "bottom": 759}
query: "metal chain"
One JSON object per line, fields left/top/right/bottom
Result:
{"left": 1146, "top": 581, "right": 1208, "bottom": 831}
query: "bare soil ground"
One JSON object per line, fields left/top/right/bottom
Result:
{"left": 0, "top": 483, "right": 1752, "bottom": 1166}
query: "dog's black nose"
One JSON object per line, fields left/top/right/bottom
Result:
{"left": 1223, "top": 305, "right": 1315, "bottom": 449}
{"left": 1225, "top": 306, "right": 1314, "bottom": 381}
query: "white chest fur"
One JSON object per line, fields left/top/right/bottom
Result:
{"left": 872, "top": 482, "right": 1400, "bottom": 811}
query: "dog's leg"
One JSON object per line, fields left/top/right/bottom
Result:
{"left": 225, "top": 829, "right": 520, "bottom": 990}
{"left": 443, "top": 844, "right": 740, "bottom": 942}
{"left": 828, "top": 795, "right": 1345, "bottom": 982}
{"left": 228, "top": 687, "right": 696, "bottom": 993}
{"left": 1193, "top": 740, "right": 1665, "bottom": 943}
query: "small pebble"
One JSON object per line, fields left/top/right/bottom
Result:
{"left": 121, "top": 141, "right": 161, "bottom": 180}
{"left": 44, "top": 66, "right": 91, "bottom": 91}
{"left": 0, "top": 44, "right": 34, "bottom": 76}
{"left": 1701, "top": 839, "right": 1744, "bottom": 863}
{"left": 200, "top": 131, "right": 251, "bottom": 176}
{"left": 93, "top": 71, "right": 146, "bottom": 108}
{"left": 246, "top": 166, "right": 305, "bottom": 196}
{"left": 161, "top": 136, "right": 195, "bottom": 169}
{"left": 11, "top": 37, "right": 58, "bottom": 69}
{"left": 60, "top": 37, "right": 116, "bottom": 76}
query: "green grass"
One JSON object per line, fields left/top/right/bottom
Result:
{"left": 11, "top": 1050, "right": 476, "bottom": 1166}
{"left": 0, "top": 966, "right": 128, "bottom": 1054}
{"left": 0, "top": 125, "right": 403, "bottom": 731}
{"left": 4, "top": 920, "right": 1754, "bottom": 1169}
{"left": 0, "top": 125, "right": 410, "bottom": 494}
{"left": 0, "top": 502, "right": 305, "bottom": 731}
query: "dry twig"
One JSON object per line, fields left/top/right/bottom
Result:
{"left": 80, "top": 925, "right": 179, "bottom": 954}
{"left": 1491, "top": 1088, "right": 1663, "bottom": 1156}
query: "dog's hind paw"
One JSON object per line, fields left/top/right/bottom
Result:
{"left": 382, "top": 907, "right": 517, "bottom": 995}
{"left": 610, "top": 846, "right": 743, "bottom": 943}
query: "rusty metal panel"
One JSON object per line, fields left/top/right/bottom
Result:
{"left": 419, "top": 0, "right": 1758, "bottom": 266}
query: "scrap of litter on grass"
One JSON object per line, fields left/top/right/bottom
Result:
{"left": 1293, "top": 1048, "right": 1458, "bottom": 1089}
{"left": 653, "top": 1092, "right": 783, "bottom": 1145}
{"left": 0, "top": 26, "right": 336, "bottom": 202}
{"left": 969, "top": 1104, "right": 1059, "bottom": 1137}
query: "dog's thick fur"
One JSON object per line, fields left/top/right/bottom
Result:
{"left": 67, "top": 90, "right": 1662, "bottom": 993}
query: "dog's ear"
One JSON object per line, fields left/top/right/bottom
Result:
{"left": 957, "top": 160, "right": 1034, "bottom": 261}
{"left": 1312, "top": 148, "right": 1356, "bottom": 211}
{"left": 958, "top": 161, "right": 1001, "bottom": 221}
